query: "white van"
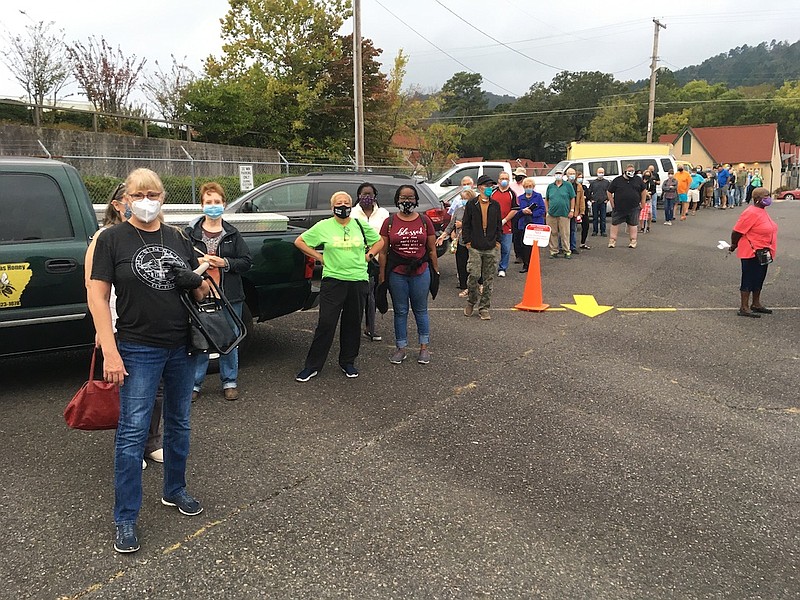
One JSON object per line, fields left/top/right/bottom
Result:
{"left": 533, "top": 155, "right": 678, "bottom": 195}
{"left": 424, "top": 161, "right": 515, "bottom": 198}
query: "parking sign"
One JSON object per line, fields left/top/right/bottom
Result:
{"left": 239, "top": 165, "right": 254, "bottom": 192}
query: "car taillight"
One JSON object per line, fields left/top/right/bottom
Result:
{"left": 425, "top": 207, "right": 450, "bottom": 227}
{"left": 304, "top": 255, "right": 315, "bottom": 279}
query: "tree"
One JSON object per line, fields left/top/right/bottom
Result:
{"left": 548, "top": 71, "right": 626, "bottom": 142}
{"left": 586, "top": 99, "right": 644, "bottom": 142}
{"left": 417, "top": 121, "right": 465, "bottom": 179}
{"left": 210, "top": 0, "right": 351, "bottom": 80}
{"left": 67, "top": 36, "right": 145, "bottom": 114}
{"left": 1, "top": 20, "right": 71, "bottom": 126}
{"left": 142, "top": 55, "right": 196, "bottom": 137}
{"left": 440, "top": 71, "right": 488, "bottom": 125}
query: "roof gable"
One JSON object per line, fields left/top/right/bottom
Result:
{"left": 689, "top": 124, "right": 778, "bottom": 163}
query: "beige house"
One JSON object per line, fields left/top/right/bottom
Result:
{"left": 659, "top": 123, "right": 782, "bottom": 191}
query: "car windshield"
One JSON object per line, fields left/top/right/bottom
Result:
{"left": 547, "top": 161, "right": 570, "bottom": 176}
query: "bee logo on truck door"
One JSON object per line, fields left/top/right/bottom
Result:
{"left": 0, "top": 263, "right": 34, "bottom": 308}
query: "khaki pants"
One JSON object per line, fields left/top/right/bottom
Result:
{"left": 546, "top": 215, "right": 571, "bottom": 255}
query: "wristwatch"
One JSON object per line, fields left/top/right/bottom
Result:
{"left": 367, "top": 253, "right": 374, "bottom": 260}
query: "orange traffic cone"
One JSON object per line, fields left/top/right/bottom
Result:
{"left": 515, "top": 245, "right": 549, "bottom": 312}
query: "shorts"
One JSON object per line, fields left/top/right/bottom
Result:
{"left": 719, "top": 187, "right": 728, "bottom": 197}
{"left": 678, "top": 193, "right": 688, "bottom": 203}
{"left": 611, "top": 208, "right": 640, "bottom": 227}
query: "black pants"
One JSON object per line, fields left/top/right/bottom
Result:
{"left": 512, "top": 214, "right": 524, "bottom": 259}
{"left": 305, "top": 278, "right": 368, "bottom": 371}
{"left": 455, "top": 243, "right": 469, "bottom": 289}
{"left": 580, "top": 215, "right": 590, "bottom": 244}
{"left": 521, "top": 242, "right": 532, "bottom": 269}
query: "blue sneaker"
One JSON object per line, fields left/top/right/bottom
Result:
{"left": 341, "top": 364, "right": 359, "bottom": 378}
{"left": 161, "top": 490, "right": 203, "bottom": 516}
{"left": 114, "top": 522, "right": 140, "bottom": 553}
{"left": 295, "top": 367, "right": 318, "bottom": 382}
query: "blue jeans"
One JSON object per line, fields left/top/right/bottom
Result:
{"left": 649, "top": 192, "right": 658, "bottom": 221}
{"left": 388, "top": 268, "right": 431, "bottom": 348}
{"left": 664, "top": 197, "right": 675, "bottom": 221}
{"left": 569, "top": 217, "right": 577, "bottom": 251}
{"left": 115, "top": 340, "right": 195, "bottom": 525}
{"left": 498, "top": 233, "right": 512, "bottom": 271}
{"left": 194, "top": 301, "right": 243, "bottom": 391}
{"left": 592, "top": 201, "right": 606, "bottom": 234}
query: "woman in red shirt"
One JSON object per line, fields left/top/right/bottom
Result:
{"left": 729, "top": 187, "right": 778, "bottom": 318}
{"left": 379, "top": 185, "right": 439, "bottom": 365}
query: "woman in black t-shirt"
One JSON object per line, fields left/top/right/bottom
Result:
{"left": 89, "top": 168, "right": 209, "bottom": 555}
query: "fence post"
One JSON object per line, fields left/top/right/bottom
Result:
{"left": 180, "top": 145, "right": 196, "bottom": 203}
{"left": 143, "top": 118, "right": 148, "bottom": 138}
{"left": 278, "top": 151, "right": 290, "bottom": 174}
{"left": 37, "top": 140, "right": 51, "bottom": 159}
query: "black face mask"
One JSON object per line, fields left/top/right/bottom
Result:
{"left": 333, "top": 205, "right": 351, "bottom": 219}
{"left": 514, "top": 175, "right": 525, "bottom": 183}
{"left": 398, "top": 201, "right": 417, "bottom": 214}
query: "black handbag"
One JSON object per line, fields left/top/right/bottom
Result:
{"left": 180, "top": 277, "right": 246, "bottom": 355}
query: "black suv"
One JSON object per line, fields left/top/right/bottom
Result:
{"left": 226, "top": 172, "right": 451, "bottom": 238}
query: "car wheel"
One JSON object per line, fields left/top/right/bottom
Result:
{"left": 785, "top": 194, "right": 794, "bottom": 201}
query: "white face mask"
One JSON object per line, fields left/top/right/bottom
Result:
{"left": 131, "top": 198, "right": 161, "bottom": 223}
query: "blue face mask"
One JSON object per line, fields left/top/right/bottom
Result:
{"left": 759, "top": 196, "right": 772, "bottom": 207}
{"left": 499, "top": 180, "right": 509, "bottom": 188}
{"left": 203, "top": 205, "right": 224, "bottom": 219}
{"left": 482, "top": 187, "right": 493, "bottom": 198}
{"left": 523, "top": 188, "right": 534, "bottom": 196}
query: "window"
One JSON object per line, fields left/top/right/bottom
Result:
{"left": 450, "top": 167, "right": 478, "bottom": 184}
{"left": 682, "top": 133, "right": 692, "bottom": 155}
{"left": 251, "top": 182, "right": 309, "bottom": 212}
{"left": 660, "top": 158, "right": 673, "bottom": 172}
{"left": 483, "top": 166, "right": 504, "bottom": 182}
{"left": 588, "top": 161, "right": 619, "bottom": 176}
{"left": 631, "top": 159, "right": 657, "bottom": 172}
{"left": 0, "top": 173, "right": 73, "bottom": 242}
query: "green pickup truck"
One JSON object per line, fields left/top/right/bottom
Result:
{"left": 0, "top": 157, "right": 317, "bottom": 358}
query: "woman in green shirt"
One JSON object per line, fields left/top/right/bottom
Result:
{"left": 294, "top": 191, "right": 383, "bottom": 382}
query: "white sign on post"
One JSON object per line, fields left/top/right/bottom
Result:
{"left": 239, "top": 165, "right": 254, "bottom": 192}
{"left": 523, "top": 224, "right": 551, "bottom": 247}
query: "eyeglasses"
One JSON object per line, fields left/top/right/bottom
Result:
{"left": 398, "top": 195, "right": 416, "bottom": 201}
{"left": 128, "top": 192, "right": 163, "bottom": 201}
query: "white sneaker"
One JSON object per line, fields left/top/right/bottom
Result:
{"left": 498, "top": 270, "right": 506, "bottom": 277}
{"left": 142, "top": 460, "right": 147, "bottom": 470}
{"left": 146, "top": 448, "right": 164, "bottom": 463}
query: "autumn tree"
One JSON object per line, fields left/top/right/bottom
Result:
{"left": 142, "top": 55, "right": 196, "bottom": 136}
{"left": 67, "top": 36, "right": 145, "bottom": 114}
{"left": 1, "top": 20, "right": 71, "bottom": 126}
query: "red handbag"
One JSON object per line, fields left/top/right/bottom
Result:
{"left": 64, "top": 348, "right": 120, "bottom": 430}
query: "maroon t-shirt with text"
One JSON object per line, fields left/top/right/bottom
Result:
{"left": 380, "top": 214, "right": 434, "bottom": 276}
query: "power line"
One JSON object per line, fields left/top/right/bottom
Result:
{"left": 431, "top": 0, "right": 568, "bottom": 72}
{"left": 372, "top": 0, "right": 520, "bottom": 97}
{"left": 423, "top": 96, "right": 798, "bottom": 122}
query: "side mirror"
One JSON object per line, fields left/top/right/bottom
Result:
{"left": 241, "top": 200, "right": 256, "bottom": 213}
{"left": 442, "top": 178, "right": 452, "bottom": 187}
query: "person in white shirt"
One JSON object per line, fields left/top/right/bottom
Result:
{"left": 351, "top": 182, "right": 390, "bottom": 341}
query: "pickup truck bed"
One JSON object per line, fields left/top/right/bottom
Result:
{"left": 0, "top": 158, "right": 316, "bottom": 358}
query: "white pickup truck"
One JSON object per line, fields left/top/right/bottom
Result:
{"left": 424, "top": 161, "right": 516, "bottom": 198}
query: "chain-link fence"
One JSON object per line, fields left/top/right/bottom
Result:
{"left": 6, "top": 137, "right": 417, "bottom": 204}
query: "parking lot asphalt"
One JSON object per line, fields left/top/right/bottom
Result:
{"left": 2, "top": 201, "right": 799, "bottom": 599}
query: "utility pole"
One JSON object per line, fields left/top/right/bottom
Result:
{"left": 646, "top": 18, "right": 666, "bottom": 143}
{"left": 353, "top": 0, "right": 365, "bottom": 170}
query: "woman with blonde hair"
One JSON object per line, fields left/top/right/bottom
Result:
{"left": 88, "top": 168, "right": 210, "bottom": 554}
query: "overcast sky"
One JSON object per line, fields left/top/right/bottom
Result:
{"left": 1, "top": 0, "right": 799, "bottom": 105}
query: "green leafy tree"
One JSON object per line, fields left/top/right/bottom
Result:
{"left": 548, "top": 71, "right": 626, "bottom": 142}
{"left": 587, "top": 99, "right": 643, "bottom": 141}
{"left": 439, "top": 71, "right": 488, "bottom": 126}
{"left": 417, "top": 121, "right": 465, "bottom": 180}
